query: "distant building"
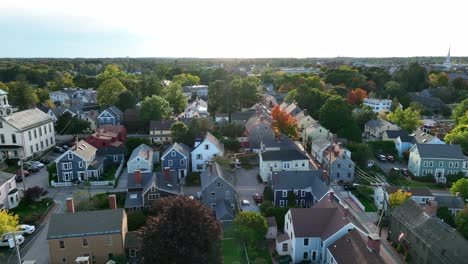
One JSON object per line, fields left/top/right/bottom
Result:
{"left": 98, "top": 106, "right": 123, "bottom": 126}
{"left": 84, "top": 125, "right": 127, "bottom": 148}
{"left": 149, "top": 120, "right": 174, "bottom": 144}
{"left": 364, "top": 118, "right": 399, "bottom": 140}
{"left": 259, "top": 148, "right": 310, "bottom": 182}
{"left": 362, "top": 98, "right": 393, "bottom": 113}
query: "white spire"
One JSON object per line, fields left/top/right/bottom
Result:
{"left": 443, "top": 45, "right": 451, "bottom": 69}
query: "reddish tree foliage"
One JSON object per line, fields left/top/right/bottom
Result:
{"left": 346, "top": 88, "right": 368, "bottom": 105}
{"left": 271, "top": 105, "right": 298, "bottom": 138}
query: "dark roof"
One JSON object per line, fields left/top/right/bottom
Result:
{"left": 271, "top": 170, "right": 329, "bottom": 200}
{"left": 125, "top": 192, "right": 144, "bottom": 208}
{"left": 414, "top": 144, "right": 465, "bottom": 159}
{"left": 277, "top": 233, "right": 289, "bottom": 242}
{"left": 123, "top": 108, "right": 139, "bottom": 122}
{"left": 261, "top": 149, "right": 308, "bottom": 161}
{"left": 155, "top": 170, "right": 181, "bottom": 194}
{"left": 127, "top": 171, "right": 154, "bottom": 190}
{"left": 150, "top": 120, "right": 175, "bottom": 131}
{"left": 214, "top": 199, "right": 234, "bottom": 220}
{"left": 390, "top": 199, "right": 468, "bottom": 263}
{"left": 47, "top": 209, "right": 125, "bottom": 239}
{"left": 108, "top": 106, "right": 123, "bottom": 119}
{"left": 266, "top": 217, "right": 277, "bottom": 227}
{"left": 385, "top": 186, "right": 433, "bottom": 197}
{"left": 435, "top": 196, "right": 464, "bottom": 209}
{"left": 231, "top": 111, "right": 255, "bottom": 122}
{"left": 96, "top": 146, "right": 126, "bottom": 156}
{"left": 161, "top": 142, "right": 190, "bottom": 159}
{"left": 409, "top": 93, "right": 446, "bottom": 110}
{"left": 328, "top": 229, "right": 385, "bottom": 264}
{"left": 88, "top": 156, "right": 105, "bottom": 170}
{"left": 0, "top": 172, "right": 14, "bottom": 186}
{"left": 290, "top": 207, "right": 350, "bottom": 239}
{"left": 125, "top": 231, "right": 142, "bottom": 249}
{"left": 201, "top": 162, "right": 234, "bottom": 191}
{"left": 384, "top": 130, "right": 408, "bottom": 139}
{"left": 399, "top": 135, "right": 416, "bottom": 143}
{"left": 365, "top": 118, "right": 398, "bottom": 130}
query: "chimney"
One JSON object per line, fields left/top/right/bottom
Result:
{"left": 342, "top": 205, "right": 350, "bottom": 217}
{"left": 209, "top": 163, "right": 213, "bottom": 174}
{"left": 66, "top": 198, "right": 75, "bottom": 213}
{"left": 425, "top": 200, "right": 438, "bottom": 216}
{"left": 329, "top": 191, "right": 335, "bottom": 202}
{"left": 164, "top": 167, "right": 171, "bottom": 181}
{"left": 108, "top": 194, "right": 117, "bottom": 210}
{"left": 367, "top": 233, "right": 381, "bottom": 253}
{"left": 134, "top": 170, "right": 142, "bottom": 185}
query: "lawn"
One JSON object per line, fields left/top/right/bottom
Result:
{"left": 223, "top": 239, "right": 247, "bottom": 264}
{"left": 3, "top": 164, "right": 20, "bottom": 174}
{"left": 11, "top": 198, "right": 54, "bottom": 224}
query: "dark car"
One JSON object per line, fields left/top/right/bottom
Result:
{"left": 54, "top": 146, "right": 65, "bottom": 153}
{"left": 24, "top": 164, "right": 40, "bottom": 173}
{"left": 402, "top": 168, "right": 410, "bottom": 177}
{"left": 16, "top": 169, "right": 30, "bottom": 177}
{"left": 40, "top": 158, "right": 51, "bottom": 165}
{"left": 386, "top": 154, "right": 395, "bottom": 162}
{"left": 344, "top": 184, "right": 356, "bottom": 191}
{"left": 15, "top": 175, "right": 23, "bottom": 182}
{"left": 253, "top": 193, "right": 263, "bottom": 204}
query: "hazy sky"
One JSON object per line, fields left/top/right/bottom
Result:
{"left": 1, "top": 0, "right": 467, "bottom": 58}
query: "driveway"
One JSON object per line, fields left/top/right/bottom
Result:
{"left": 235, "top": 167, "right": 263, "bottom": 213}
{"left": 373, "top": 159, "right": 406, "bottom": 174}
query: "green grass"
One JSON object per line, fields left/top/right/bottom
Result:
{"left": 223, "top": 239, "right": 246, "bottom": 264}
{"left": 351, "top": 189, "right": 377, "bottom": 212}
{"left": 11, "top": 198, "right": 54, "bottom": 224}
{"left": 3, "top": 164, "right": 20, "bottom": 174}
{"left": 186, "top": 172, "right": 201, "bottom": 186}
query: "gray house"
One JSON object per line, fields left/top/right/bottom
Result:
{"left": 96, "top": 146, "right": 126, "bottom": 169}
{"left": 55, "top": 140, "right": 104, "bottom": 182}
{"left": 435, "top": 195, "right": 465, "bottom": 216}
{"left": 323, "top": 143, "right": 355, "bottom": 183}
{"left": 364, "top": 118, "right": 399, "bottom": 140}
{"left": 200, "top": 162, "right": 236, "bottom": 223}
{"left": 98, "top": 106, "right": 123, "bottom": 126}
{"left": 270, "top": 170, "right": 329, "bottom": 208}
{"left": 161, "top": 142, "right": 190, "bottom": 179}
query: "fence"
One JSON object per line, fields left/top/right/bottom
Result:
{"left": 115, "top": 161, "right": 124, "bottom": 179}
{"left": 349, "top": 192, "right": 366, "bottom": 211}
{"left": 50, "top": 181, "right": 75, "bottom": 187}
{"left": 89, "top": 180, "right": 115, "bottom": 186}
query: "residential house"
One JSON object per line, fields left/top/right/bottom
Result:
{"left": 388, "top": 199, "right": 468, "bottom": 264}
{"left": 435, "top": 195, "right": 465, "bottom": 216}
{"left": 96, "top": 146, "right": 126, "bottom": 169}
{"left": 84, "top": 110, "right": 99, "bottom": 132}
{"left": 244, "top": 112, "right": 275, "bottom": 151}
{"left": 270, "top": 170, "right": 329, "bottom": 208}
{"left": 183, "top": 85, "right": 208, "bottom": 99}
{"left": 0, "top": 89, "right": 55, "bottom": 159}
{"left": 214, "top": 113, "right": 229, "bottom": 124}
{"left": 266, "top": 217, "right": 278, "bottom": 239}
{"left": 409, "top": 92, "right": 447, "bottom": 114}
{"left": 149, "top": 120, "right": 174, "bottom": 144}
{"left": 84, "top": 125, "right": 127, "bottom": 148}
{"left": 125, "top": 231, "right": 142, "bottom": 264}
{"left": 362, "top": 98, "right": 393, "bottom": 113}
{"left": 98, "top": 106, "right": 123, "bottom": 126}
{"left": 259, "top": 148, "right": 310, "bottom": 182}
{"left": 276, "top": 194, "right": 358, "bottom": 263}
{"left": 200, "top": 162, "right": 236, "bottom": 223}
{"left": 408, "top": 143, "right": 467, "bottom": 183}
{"left": 364, "top": 118, "right": 399, "bottom": 140}
{"left": 47, "top": 197, "right": 127, "bottom": 264}
{"left": 312, "top": 138, "right": 354, "bottom": 183}
{"left": 127, "top": 144, "right": 154, "bottom": 174}
{"left": 191, "top": 132, "right": 224, "bottom": 172}
{"left": 294, "top": 111, "right": 316, "bottom": 132}
{"left": 302, "top": 124, "right": 332, "bottom": 148}
{"left": 230, "top": 111, "right": 255, "bottom": 125}
{"left": 55, "top": 140, "right": 104, "bottom": 182}
{"left": 178, "top": 98, "right": 208, "bottom": 119}
{"left": 50, "top": 88, "right": 97, "bottom": 106}
{"left": 284, "top": 102, "right": 302, "bottom": 117}
{"left": 325, "top": 229, "right": 384, "bottom": 264}
{"left": 374, "top": 186, "right": 434, "bottom": 210}
{"left": 161, "top": 142, "right": 190, "bottom": 179}
{"left": 395, "top": 134, "right": 417, "bottom": 158}
{"left": 0, "top": 172, "right": 19, "bottom": 209}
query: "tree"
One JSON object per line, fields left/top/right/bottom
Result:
{"left": 286, "top": 87, "right": 329, "bottom": 118}
{"left": 139, "top": 95, "right": 173, "bottom": 122}
{"left": 452, "top": 99, "right": 468, "bottom": 124}
{"left": 115, "top": 90, "right": 137, "bottom": 112}
{"left": 170, "top": 122, "right": 189, "bottom": 144}
{"left": 97, "top": 78, "right": 127, "bottom": 107}
{"left": 163, "top": 82, "right": 187, "bottom": 114}
{"left": 338, "top": 120, "right": 362, "bottom": 142}
{"left": 346, "top": 88, "right": 367, "bottom": 105}
{"left": 0, "top": 210, "right": 19, "bottom": 235}
{"left": 172, "top": 73, "right": 201, "bottom": 86}
{"left": 7, "top": 80, "right": 39, "bottom": 110}
{"left": 383, "top": 81, "right": 405, "bottom": 98}
{"left": 387, "top": 107, "right": 422, "bottom": 132}
{"left": 233, "top": 212, "right": 268, "bottom": 246}
{"left": 47, "top": 72, "right": 75, "bottom": 91}
{"left": 394, "top": 63, "right": 427, "bottom": 92}
{"left": 23, "top": 186, "right": 48, "bottom": 204}
{"left": 125, "top": 138, "right": 151, "bottom": 158}
{"left": 319, "top": 95, "right": 353, "bottom": 133}
{"left": 143, "top": 196, "right": 222, "bottom": 263}
{"left": 353, "top": 106, "right": 376, "bottom": 129}
{"left": 0, "top": 81, "right": 9, "bottom": 92}
{"left": 97, "top": 64, "right": 127, "bottom": 81}
{"left": 55, "top": 112, "right": 91, "bottom": 134}
{"left": 139, "top": 74, "right": 163, "bottom": 99}
{"left": 231, "top": 76, "right": 261, "bottom": 109}
{"left": 428, "top": 72, "right": 449, "bottom": 88}
{"left": 450, "top": 178, "right": 468, "bottom": 201}
{"left": 436, "top": 206, "right": 456, "bottom": 227}
{"left": 346, "top": 142, "right": 372, "bottom": 168}
{"left": 455, "top": 206, "right": 468, "bottom": 239}
{"left": 444, "top": 124, "right": 468, "bottom": 153}
{"left": 453, "top": 77, "right": 467, "bottom": 91}
{"left": 389, "top": 190, "right": 412, "bottom": 208}
{"left": 207, "top": 80, "right": 227, "bottom": 113}
{"left": 271, "top": 105, "right": 298, "bottom": 138}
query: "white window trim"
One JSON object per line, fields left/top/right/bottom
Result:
{"left": 113, "top": 155, "right": 118, "bottom": 162}
{"left": 301, "top": 190, "right": 306, "bottom": 197}
{"left": 279, "top": 200, "right": 285, "bottom": 208}
{"left": 282, "top": 190, "right": 287, "bottom": 197}
{"left": 168, "top": 160, "right": 173, "bottom": 166}
{"left": 171, "top": 151, "right": 176, "bottom": 157}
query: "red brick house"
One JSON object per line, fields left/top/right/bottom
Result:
{"left": 85, "top": 125, "right": 127, "bottom": 148}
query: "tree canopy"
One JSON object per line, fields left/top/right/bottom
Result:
{"left": 444, "top": 124, "right": 468, "bottom": 153}
{"left": 450, "top": 178, "right": 468, "bottom": 201}
{"left": 0, "top": 210, "right": 19, "bottom": 235}
{"left": 163, "top": 82, "right": 187, "bottom": 114}
{"left": 170, "top": 122, "right": 189, "bottom": 145}
{"left": 55, "top": 112, "right": 91, "bottom": 134}
{"left": 139, "top": 95, "right": 173, "bottom": 122}
{"left": 233, "top": 212, "right": 268, "bottom": 246}
{"left": 7, "top": 80, "right": 39, "bottom": 110}
{"left": 172, "top": 73, "right": 201, "bottom": 86}
{"left": 453, "top": 99, "right": 468, "bottom": 125}
{"left": 97, "top": 78, "right": 127, "bottom": 107}
{"left": 386, "top": 107, "right": 421, "bottom": 132}
{"left": 455, "top": 206, "right": 468, "bottom": 240}
{"left": 389, "top": 189, "right": 412, "bottom": 208}
{"left": 115, "top": 90, "right": 137, "bottom": 112}
{"left": 271, "top": 105, "right": 298, "bottom": 138}
{"left": 319, "top": 95, "right": 353, "bottom": 133}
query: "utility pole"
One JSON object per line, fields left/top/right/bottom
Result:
{"left": 5, "top": 231, "right": 21, "bottom": 264}
{"left": 19, "top": 156, "right": 26, "bottom": 191}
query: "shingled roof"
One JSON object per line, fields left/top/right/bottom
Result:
{"left": 289, "top": 206, "right": 350, "bottom": 239}
{"left": 413, "top": 144, "right": 465, "bottom": 159}
{"left": 328, "top": 229, "right": 385, "bottom": 264}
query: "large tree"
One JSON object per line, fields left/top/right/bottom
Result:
{"left": 55, "top": 112, "right": 91, "bottom": 134}
{"left": 7, "top": 80, "right": 39, "bottom": 110}
{"left": 444, "top": 124, "right": 468, "bottom": 153}
{"left": 163, "top": 82, "right": 187, "bottom": 114}
{"left": 286, "top": 87, "right": 329, "bottom": 118}
{"left": 452, "top": 99, "right": 468, "bottom": 124}
{"left": 346, "top": 88, "right": 367, "bottom": 105}
{"left": 428, "top": 72, "right": 449, "bottom": 88}
{"left": 207, "top": 80, "right": 227, "bottom": 113}
{"left": 231, "top": 76, "right": 261, "bottom": 110}
{"left": 139, "top": 95, "right": 173, "bottom": 122}
{"left": 386, "top": 107, "right": 421, "bottom": 132}
{"left": 97, "top": 64, "right": 127, "bottom": 81}
{"left": 319, "top": 95, "right": 353, "bottom": 133}
{"left": 172, "top": 73, "right": 201, "bottom": 86}
{"left": 140, "top": 74, "right": 163, "bottom": 99}
{"left": 394, "top": 63, "right": 427, "bottom": 92}
{"left": 115, "top": 90, "right": 137, "bottom": 112}
{"left": 233, "top": 212, "right": 268, "bottom": 246}
{"left": 450, "top": 178, "right": 468, "bottom": 201}
{"left": 353, "top": 106, "right": 376, "bottom": 130}
{"left": 170, "top": 122, "right": 189, "bottom": 144}
{"left": 97, "top": 78, "right": 127, "bottom": 107}
{"left": 389, "top": 190, "right": 412, "bottom": 208}
{"left": 271, "top": 105, "right": 298, "bottom": 138}
{"left": 0, "top": 210, "right": 19, "bottom": 235}
{"left": 455, "top": 206, "right": 468, "bottom": 239}
{"left": 0, "top": 81, "right": 9, "bottom": 92}
{"left": 143, "top": 196, "right": 222, "bottom": 263}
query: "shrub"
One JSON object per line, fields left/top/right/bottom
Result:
{"left": 23, "top": 186, "right": 48, "bottom": 204}
{"left": 128, "top": 210, "right": 147, "bottom": 231}
{"left": 263, "top": 186, "right": 274, "bottom": 201}
{"left": 256, "top": 174, "right": 263, "bottom": 183}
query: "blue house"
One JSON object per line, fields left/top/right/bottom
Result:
{"left": 54, "top": 140, "right": 104, "bottom": 182}
{"left": 96, "top": 146, "right": 126, "bottom": 168}
{"left": 270, "top": 170, "right": 330, "bottom": 208}
{"left": 98, "top": 106, "right": 123, "bottom": 126}
{"left": 161, "top": 142, "right": 190, "bottom": 179}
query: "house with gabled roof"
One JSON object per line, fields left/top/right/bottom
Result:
{"left": 98, "top": 106, "right": 123, "bottom": 126}
{"left": 161, "top": 142, "right": 190, "bottom": 179}
{"left": 127, "top": 144, "right": 154, "bottom": 174}
{"left": 294, "top": 111, "right": 316, "bottom": 132}
{"left": 435, "top": 195, "right": 465, "bottom": 216}
{"left": 408, "top": 143, "right": 468, "bottom": 183}
{"left": 149, "top": 120, "right": 175, "bottom": 144}
{"left": 191, "top": 132, "right": 224, "bottom": 172}
{"left": 364, "top": 118, "right": 399, "bottom": 140}
{"left": 259, "top": 148, "right": 310, "bottom": 182}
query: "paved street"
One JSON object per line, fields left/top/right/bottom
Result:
{"left": 235, "top": 167, "right": 263, "bottom": 213}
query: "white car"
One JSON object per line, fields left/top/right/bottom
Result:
{"left": 0, "top": 235, "right": 25, "bottom": 248}
{"left": 31, "top": 161, "right": 44, "bottom": 168}
{"left": 18, "top": 224, "right": 35, "bottom": 235}
{"left": 241, "top": 200, "right": 250, "bottom": 206}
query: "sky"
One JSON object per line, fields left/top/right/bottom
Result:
{"left": 0, "top": 0, "right": 467, "bottom": 58}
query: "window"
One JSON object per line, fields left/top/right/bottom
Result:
{"left": 39, "top": 127, "right": 42, "bottom": 137}
{"left": 11, "top": 134, "right": 16, "bottom": 144}
{"left": 454, "top": 162, "right": 459, "bottom": 168}
{"left": 282, "top": 243, "right": 288, "bottom": 252}
{"left": 28, "top": 131, "right": 32, "bottom": 140}
{"left": 304, "top": 238, "right": 309, "bottom": 246}
{"left": 82, "top": 238, "right": 88, "bottom": 247}
{"left": 107, "top": 236, "right": 113, "bottom": 245}
{"left": 59, "top": 240, "right": 65, "bottom": 249}
{"left": 40, "top": 141, "right": 44, "bottom": 149}
{"left": 171, "top": 151, "right": 176, "bottom": 157}
{"left": 205, "top": 144, "right": 209, "bottom": 150}
{"left": 279, "top": 200, "right": 285, "bottom": 208}
{"left": 421, "top": 197, "right": 427, "bottom": 203}
{"left": 449, "top": 162, "right": 454, "bottom": 168}
{"left": 211, "top": 192, "right": 215, "bottom": 200}
{"left": 180, "top": 160, "right": 184, "bottom": 166}
{"left": 197, "top": 164, "right": 203, "bottom": 170}
{"left": 168, "top": 160, "right": 173, "bottom": 166}
{"left": 78, "top": 161, "right": 83, "bottom": 168}
{"left": 336, "top": 172, "right": 340, "bottom": 178}
{"left": 63, "top": 172, "right": 72, "bottom": 181}
{"left": 150, "top": 186, "right": 156, "bottom": 192}
{"left": 130, "top": 249, "right": 137, "bottom": 257}
{"left": 225, "top": 191, "right": 230, "bottom": 200}
{"left": 302, "top": 162, "right": 305, "bottom": 167}
{"left": 46, "top": 138, "right": 49, "bottom": 146}
{"left": 148, "top": 194, "right": 158, "bottom": 200}
{"left": 34, "top": 129, "right": 37, "bottom": 138}
{"left": 108, "top": 253, "right": 114, "bottom": 260}
{"left": 282, "top": 190, "right": 288, "bottom": 197}
{"left": 0, "top": 134, "right": 4, "bottom": 144}
{"left": 429, "top": 161, "right": 433, "bottom": 167}
{"left": 217, "top": 182, "right": 221, "bottom": 188}
{"left": 62, "top": 162, "right": 72, "bottom": 170}
{"left": 113, "top": 155, "right": 118, "bottom": 162}
{"left": 301, "top": 190, "right": 305, "bottom": 197}
{"left": 422, "top": 169, "right": 427, "bottom": 176}
{"left": 68, "top": 153, "right": 73, "bottom": 160}
{"left": 337, "top": 164, "right": 341, "bottom": 168}
{"left": 439, "top": 161, "right": 443, "bottom": 167}
{"left": 196, "top": 154, "right": 203, "bottom": 160}
{"left": 300, "top": 199, "right": 305, "bottom": 206}
{"left": 294, "top": 190, "right": 298, "bottom": 196}
{"left": 283, "top": 162, "right": 291, "bottom": 169}
{"left": 423, "top": 161, "right": 428, "bottom": 167}
{"left": 303, "top": 252, "right": 308, "bottom": 260}
{"left": 30, "top": 146, "right": 33, "bottom": 154}
{"left": 49, "top": 123, "right": 52, "bottom": 133}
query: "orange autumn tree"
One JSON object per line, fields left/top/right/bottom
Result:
{"left": 271, "top": 105, "right": 298, "bottom": 139}
{"left": 346, "top": 88, "right": 367, "bottom": 105}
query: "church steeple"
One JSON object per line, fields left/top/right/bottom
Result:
{"left": 0, "top": 89, "right": 14, "bottom": 117}
{"left": 444, "top": 46, "right": 451, "bottom": 69}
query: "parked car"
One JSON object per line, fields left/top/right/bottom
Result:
{"left": 377, "top": 154, "right": 386, "bottom": 161}
{"left": 17, "top": 224, "right": 35, "bottom": 235}
{"left": 16, "top": 169, "right": 30, "bottom": 177}
{"left": 402, "top": 168, "right": 410, "bottom": 177}
{"left": 0, "top": 235, "right": 24, "bottom": 248}
{"left": 62, "top": 145, "right": 70, "bottom": 150}
{"left": 391, "top": 167, "right": 400, "bottom": 172}
{"left": 367, "top": 160, "right": 374, "bottom": 168}
{"left": 30, "top": 161, "right": 44, "bottom": 168}
{"left": 39, "top": 158, "right": 51, "bottom": 165}
{"left": 253, "top": 193, "right": 263, "bottom": 204}
{"left": 24, "top": 164, "right": 39, "bottom": 173}
{"left": 386, "top": 154, "right": 395, "bottom": 162}
{"left": 54, "top": 146, "right": 65, "bottom": 153}
{"left": 344, "top": 184, "right": 356, "bottom": 191}
{"left": 241, "top": 200, "right": 250, "bottom": 206}
{"left": 15, "top": 175, "right": 23, "bottom": 182}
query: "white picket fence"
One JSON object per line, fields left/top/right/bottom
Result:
{"left": 349, "top": 192, "right": 366, "bottom": 211}
{"left": 89, "top": 180, "right": 114, "bottom": 186}
{"left": 50, "top": 181, "right": 75, "bottom": 187}
{"left": 115, "top": 161, "right": 124, "bottom": 179}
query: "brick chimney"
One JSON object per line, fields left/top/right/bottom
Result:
{"left": 342, "top": 205, "right": 350, "bottom": 217}
{"left": 425, "top": 200, "right": 438, "bottom": 216}
{"left": 108, "top": 194, "right": 117, "bottom": 210}
{"left": 66, "top": 198, "right": 75, "bottom": 213}
{"left": 164, "top": 167, "right": 171, "bottom": 182}
{"left": 329, "top": 191, "right": 334, "bottom": 202}
{"left": 134, "top": 170, "right": 142, "bottom": 185}
{"left": 367, "top": 233, "right": 381, "bottom": 253}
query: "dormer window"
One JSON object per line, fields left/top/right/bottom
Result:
{"left": 68, "top": 152, "right": 73, "bottom": 160}
{"left": 205, "top": 144, "right": 209, "bottom": 150}
{"left": 171, "top": 151, "right": 176, "bottom": 157}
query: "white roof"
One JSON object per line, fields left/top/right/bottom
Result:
{"left": 2, "top": 108, "right": 52, "bottom": 130}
